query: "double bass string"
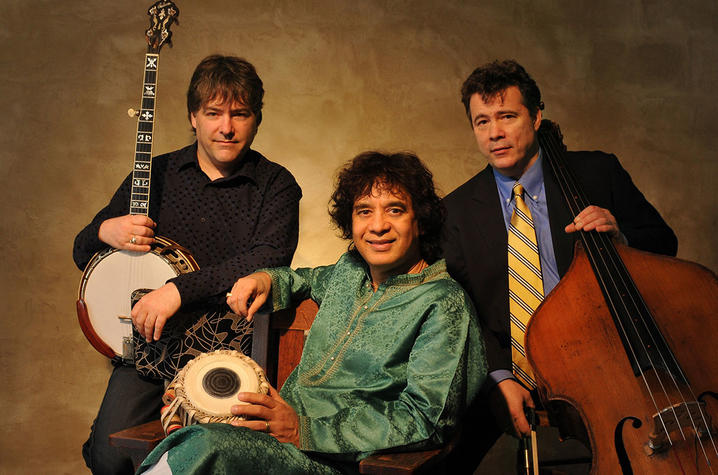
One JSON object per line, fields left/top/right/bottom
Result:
{"left": 541, "top": 129, "right": 683, "bottom": 427}
{"left": 548, "top": 137, "right": 718, "bottom": 465}
{"left": 540, "top": 128, "right": 681, "bottom": 443}
{"left": 540, "top": 123, "right": 717, "bottom": 466}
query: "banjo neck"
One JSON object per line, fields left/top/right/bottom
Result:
{"left": 130, "top": 53, "right": 160, "bottom": 217}
{"left": 130, "top": 0, "right": 180, "bottom": 217}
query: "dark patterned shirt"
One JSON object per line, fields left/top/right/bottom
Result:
{"left": 73, "top": 142, "right": 301, "bottom": 307}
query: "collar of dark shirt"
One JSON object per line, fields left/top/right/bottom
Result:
{"left": 175, "top": 141, "right": 260, "bottom": 185}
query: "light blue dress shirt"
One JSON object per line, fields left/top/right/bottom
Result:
{"left": 488, "top": 149, "right": 561, "bottom": 388}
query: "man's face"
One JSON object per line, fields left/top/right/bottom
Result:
{"left": 352, "top": 184, "right": 421, "bottom": 285}
{"left": 469, "top": 85, "right": 541, "bottom": 179}
{"left": 190, "top": 97, "right": 258, "bottom": 178}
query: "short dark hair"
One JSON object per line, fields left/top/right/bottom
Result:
{"left": 186, "top": 55, "right": 264, "bottom": 129}
{"left": 460, "top": 59, "right": 544, "bottom": 121}
{"left": 329, "top": 151, "right": 445, "bottom": 263}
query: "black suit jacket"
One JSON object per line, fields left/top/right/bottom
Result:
{"left": 443, "top": 150, "right": 677, "bottom": 375}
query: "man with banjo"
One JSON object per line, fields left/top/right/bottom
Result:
{"left": 441, "top": 59, "right": 678, "bottom": 472}
{"left": 73, "top": 55, "right": 301, "bottom": 475}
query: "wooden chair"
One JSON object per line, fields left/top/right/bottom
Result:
{"left": 109, "top": 300, "right": 456, "bottom": 474}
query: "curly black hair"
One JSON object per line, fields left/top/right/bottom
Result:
{"left": 460, "top": 59, "right": 544, "bottom": 122}
{"left": 329, "top": 151, "right": 445, "bottom": 263}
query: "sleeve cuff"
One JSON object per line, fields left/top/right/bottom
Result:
{"left": 481, "top": 369, "right": 516, "bottom": 395}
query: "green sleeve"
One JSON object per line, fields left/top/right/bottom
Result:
{"left": 260, "top": 264, "right": 336, "bottom": 311}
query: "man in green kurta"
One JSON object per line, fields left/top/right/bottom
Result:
{"left": 138, "top": 151, "right": 487, "bottom": 474}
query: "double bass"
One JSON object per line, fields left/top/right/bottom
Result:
{"left": 526, "top": 120, "right": 718, "bottom": 473}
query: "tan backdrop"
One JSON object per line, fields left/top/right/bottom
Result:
{"left": 1, "top": 0, "right": 716, "bottom": 473}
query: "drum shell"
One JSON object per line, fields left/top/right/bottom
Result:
{"left": 160, "top": 350, "right": 270, "bottom": 434}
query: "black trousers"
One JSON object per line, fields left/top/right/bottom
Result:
{"left": 444, "top": 397, "right": 503, "bottom": 474}
{"left": 82, "top": 364, "right": 164, "bottom": 475}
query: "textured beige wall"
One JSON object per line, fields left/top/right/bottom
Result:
{"left": 1, "top": 0, "right": 716, "bottom": 472}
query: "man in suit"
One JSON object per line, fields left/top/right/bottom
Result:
{"left": 442, "top": 59, "right": 677, "bottom": 471}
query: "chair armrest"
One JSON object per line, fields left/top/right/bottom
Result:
{"left": 358, "top": 429, "right": 460, "bottom": 475}
{"left": 108, "top": 419, "right": 165, "bottom": 470}
{"left": 359, "top": 447, "right": 446, "bottom": 474}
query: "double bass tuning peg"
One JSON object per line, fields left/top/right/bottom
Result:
{"left": 127, "top": 108, "right": 140, "bottom": 118}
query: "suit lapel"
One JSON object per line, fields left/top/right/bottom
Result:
{"left": 470, "top": 166, "right": 508, "bottom": 261}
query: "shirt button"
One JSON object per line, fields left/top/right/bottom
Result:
{"left": 363, "top": 305, "right": 368, "bottom": 309}
{"left": 330, "top": 356, "right": 335, "bottom": 361}
{"left": 200, "top": 217, "right": 206, "bottom": 222}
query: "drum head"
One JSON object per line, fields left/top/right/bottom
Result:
{"left": 183, "top": 351, "right": 267, "bottom": 417}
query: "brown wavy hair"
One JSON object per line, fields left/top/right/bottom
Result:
{"left": 329, "top": 151, "right": 445, "bottom": 263}
{"left": 186, "top": 55, "right": 264, "bottom": 130}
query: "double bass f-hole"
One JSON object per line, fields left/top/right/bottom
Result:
{"left": 525, "top": 120, "right": 718, "bottom": 474}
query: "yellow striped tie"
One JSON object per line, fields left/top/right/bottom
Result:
{"left": 508, "top": 183, "right": 543, "bottom": 389}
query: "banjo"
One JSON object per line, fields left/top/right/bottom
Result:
{"left": 76, "top": 1, "right": 191, "bottom": 363}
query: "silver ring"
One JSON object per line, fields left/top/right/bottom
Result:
{"left": 130, "top": 235, "right": 137, "bottom": 245}
{"left": 265, "top": 420, "right": 270, "bottom": 433}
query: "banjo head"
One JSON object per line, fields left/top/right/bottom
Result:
{"left": 77, "top": 237, "right": 197, "bottom": 358}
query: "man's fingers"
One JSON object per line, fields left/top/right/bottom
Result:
{"left": 132, "top": 311, "right": 146, "bottom": 334}
{"left": 143, "top": 314, "right": 157, "bottom": 342}
{"left": 236, "top": 285, "right": 261, "bottom": 318}
{"left": 236, "top": 288, "right": 251, "bottom": 317}
{"left": 514, "top": 413, "right": 531, "bottom": 437}
{"left": 153, "top": 317, "right": 166, "bottom": 341}
{"left": 130, "top": 215, "right": 156, "bottom": 227}
{"left": 246, "top": 294, "right": 267, "bottom": 322}
{"left": 231, "top": 402, "right": 271, "bottom": 419}
{"left": 236, "top": 391, "right": 275, "bottom": 407}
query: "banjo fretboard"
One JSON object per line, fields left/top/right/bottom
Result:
{"left": 130, "top": 53, "right": 159, "bottom": 216}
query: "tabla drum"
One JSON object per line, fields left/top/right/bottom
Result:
{"left": 160, "top": 349, "right": 270, "bottom": 434}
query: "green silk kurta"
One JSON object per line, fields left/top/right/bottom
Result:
{"left": 271, "top": 253, "right": 486, "bottom": 457}
{"left": 138, "top": 253, "right": 486, "bottom": 474}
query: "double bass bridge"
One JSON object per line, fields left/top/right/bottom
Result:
{"left": 644, "top": 400, "right": 715, "bottom": 455}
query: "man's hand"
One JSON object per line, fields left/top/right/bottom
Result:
{"left": 564, "top": 205, "right": 620, "bottom": 239}
{"left": 131, "top": 283, "right": 181, "bottom": 342}
{"left": 98, "top": 214, "right": 156, "bottom": 251}
{"left": 493, "top": 379, "right": 534, "bottom": 438}
{"left": 226, "top": 272, "right": 272, "bottom": 321}
{"left": 230, "top": 385, "right": 300, "bottom": 447}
